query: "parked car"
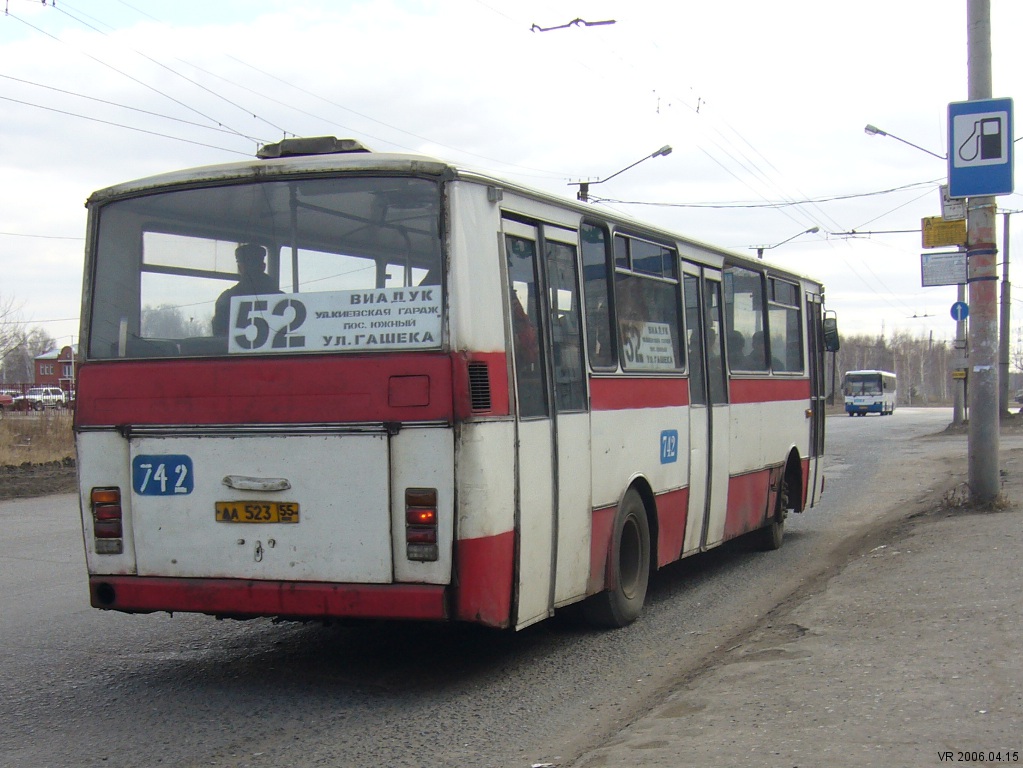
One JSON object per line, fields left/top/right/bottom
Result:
{"left": 0, "top": 391, "right": 12, "bottom": 417}
{"left": 12, "top": 387, "right": 67, "bottom": 410}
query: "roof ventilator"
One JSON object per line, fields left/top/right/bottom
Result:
{"left": 257, "top": 136, "right": 371, "bottom": 159}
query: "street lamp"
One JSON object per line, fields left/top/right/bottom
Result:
{"left": 570, "top": 145, "right": 673, "bottom": 202}
{"left": 752, "top": 226, "right": 820, "bottom": 259}
{"left": 863, "top": 124, "right": 946, "bottom": 160}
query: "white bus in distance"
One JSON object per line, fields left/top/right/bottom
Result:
{"left": 843, "top": 369, "right": 897, "bottom": 416}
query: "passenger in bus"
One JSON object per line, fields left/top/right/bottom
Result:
{"left": 727, "top": 329, "right": 747, "bottom": 369}
{"left": 212, "top": 244, "right": 282, "bottom": 335}
{"left": 747, "top": 331, "right": 768, "bottom": 370}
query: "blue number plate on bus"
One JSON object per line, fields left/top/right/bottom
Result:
{"left": 132, "top": 455, "right": 194, "bottom": 496}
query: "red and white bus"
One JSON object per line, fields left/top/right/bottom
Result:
{"left": 76, "top": 136, "right": 837, "bottom": 630}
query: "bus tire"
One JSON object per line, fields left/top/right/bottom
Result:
{"left": 582, "top": 488, "right": 651, "bottom": 629}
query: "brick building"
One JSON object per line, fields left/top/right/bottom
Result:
{"left": 35, "top": 345, "right": 79, "bottom": 393}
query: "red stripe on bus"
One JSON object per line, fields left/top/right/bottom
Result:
{"left": 655, "top": 487, "right": 689, "bottom": 567}
{"left": 588, "top": 504, "right": 617, "bottom": 595}
{"left": 724, "top": 468, "right": 775, "bottom": 539}
{"left": 729, "top": 377, "right": 811, "bottom": 404}
{"left": 589, "top": 486, "right": 689, "bottom": 590}
{"left": 590, "top": 377, "right": 689, "bottom": 411}
{"left": 75, "top": 353, "right": 457, "bottom": 426}
{"left": 453, "top": 529, "right": 515, "bottom": 628}
{"left": 89, "top": 576, "right": 448, "bottom": 621}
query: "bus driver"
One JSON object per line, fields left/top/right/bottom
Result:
{"left": 212, "top": 243, "right": 281, "bottom": 335}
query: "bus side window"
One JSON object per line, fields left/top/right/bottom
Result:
{"left": 581, "top": 222, "right": 616, "bottom": 369}
{"left": 506, "top": 235, "right": 548, "bottom": 418}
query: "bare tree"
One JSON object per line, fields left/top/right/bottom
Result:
{"left": 835, "top": 330, "right": 952, "bottom": 405}
{"left": 0, "top": 295, "right": 55, "bottom": 388}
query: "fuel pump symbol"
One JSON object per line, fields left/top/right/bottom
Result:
{"left": 958, "top": 116, "right": 1004, "bottom": 162}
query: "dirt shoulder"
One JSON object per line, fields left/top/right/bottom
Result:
{"left": 0, "top": 459, "right": 78, "bottom": 501}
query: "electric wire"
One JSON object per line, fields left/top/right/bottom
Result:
{"left": 54, "top": 1, "right": 293, "bottom": 139}
{"left": 0, "top": 73, "right": 266, "bottom": 141}
{"left": 4, "top": 10, "right": 256, "bottom": 143}
{"left": 0, "top": 94, "right": 253, "bottom": 155}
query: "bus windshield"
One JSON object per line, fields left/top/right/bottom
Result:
{"left": 845, "top": 375, "right": 882, "bottom": 395}
{"left": 86, "top": 175, "right": 443, "bottom": 359}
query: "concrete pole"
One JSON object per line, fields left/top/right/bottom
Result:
{"left": 966, "top": 0, "right": 1000, "bottom": 502}
{"left": 998, "top": 211, "right": 1011, "bottom": 414}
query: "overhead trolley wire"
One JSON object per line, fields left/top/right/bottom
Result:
{"left": 0, "top": 94, "right": 251, "bottom": 155}
{"left": 4, "top": 9, "right": 259, "bottom": 145}
{"left": 0, "top": 73, "right": 265, "bottom": 141}
{"left": 53, "top": 1, "right": 292, "bottom": 139}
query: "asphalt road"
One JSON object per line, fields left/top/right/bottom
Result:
{"left": 0, "top": 407, "right": 960, "bottom": 768}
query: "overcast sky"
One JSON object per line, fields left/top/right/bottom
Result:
{"left": 2, "top": 0, "right": 1022, "bottom": 352}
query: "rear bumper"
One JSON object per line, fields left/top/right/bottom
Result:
{"left": 89, "top": 575, "right": 449, "bottom": 621}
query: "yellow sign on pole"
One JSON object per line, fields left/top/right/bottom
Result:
{"left": 922, "top": 216, "right": 967, "bottom": 248}
{"left": 952, "top": 369, "right": 967, "bottom": 380}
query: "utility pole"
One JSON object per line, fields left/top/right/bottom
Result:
{"left": 966, "top": 0, "right": 1000, "bottom": 502}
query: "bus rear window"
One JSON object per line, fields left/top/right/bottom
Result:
{"left": 87, "top": 176, "right": 443, "bottom": 359}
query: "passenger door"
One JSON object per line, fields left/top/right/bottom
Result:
{"left": 682, "top": 266, "right": 730, "bottom": 553}
{"left": 805, "top": 290, "right": 826, "bottom": 506}
{"left": 502, "top": 219, "right": 590, "bottom": 629}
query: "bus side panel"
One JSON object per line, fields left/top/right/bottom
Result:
{"left": 589, "top": 378, "right": 690, "bottom": 574}
{"left": 553, "top": 413, "right": 593, "bottom": 606}
{"left": 453, "top": 420, "right": 516, "bottom": 627}
{"left": 589, "top": 380, "right": 688, "bottom": 509}
{"left": 723, "top": 469, "right": 773, "bottom": 539}
{"left": 589, "top": 487, "right": 690, "bottom": 586}
{"left": 390, "top": 426, "right": 455, "bottom": 586}
{"left": 446, "top": 183, "right": 507, "bottom": 356}
{"left": 655, "top": 487, "right": 690, "bottom": 566}
{"left": 587, "top": 504, "right": 616, "bottom": 595}
{"left": 78, "top": 431, "right": 135, "bottom": 574}
{"left": 453, "top": 532, "right": 515, "bottom": 628}
{"left": 726, "top": 380, "right": 812, "bottom": 535}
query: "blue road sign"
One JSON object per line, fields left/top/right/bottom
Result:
{"left": 951, "top": 301, "right": 970, "bottom": 321}
{"left": 948, "top": 98, "right": 1014, "bottom": 198}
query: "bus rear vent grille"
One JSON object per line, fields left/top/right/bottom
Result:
{"left": 468, "top": 362, "right": 492, "bottom": 412}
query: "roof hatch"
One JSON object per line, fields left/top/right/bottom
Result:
{"left": 256, "top": 136, "right": 371, "bottom": 159}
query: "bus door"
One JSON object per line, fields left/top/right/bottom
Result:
{"left": 805, "top": 291, "right": 826, "bottom": 506}
{"left": 681, "top": 266, "right": 731, "bottom": 552}
{"left": 503, "top": 219, "right": 590, "bottom": 629}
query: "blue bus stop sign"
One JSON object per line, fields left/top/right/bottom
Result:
{"left": 948, "top": 98, "right": 1014, "bottom": 198}
{"left": 951, "top": 301, "right": 969, "bottom": 321}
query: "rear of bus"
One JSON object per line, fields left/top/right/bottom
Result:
{"left": 843, "top": 370, "right": 895, "bottom": 416}
{"left": 76, "top": 140, "right": 498, "bottom": 626}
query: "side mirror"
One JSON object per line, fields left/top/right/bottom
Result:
{"left": 823, "top": 313, "right": 840, "bottom": 352}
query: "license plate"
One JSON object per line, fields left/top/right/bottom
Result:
{"left": 215, "top": 501, "right": 300, "bottom": 524}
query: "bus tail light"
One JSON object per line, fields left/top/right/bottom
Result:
{"left": 405, "top": 487, "right": 438, "bottom": 561}
{"left": 91, "top": 487, "right": 123, "bottom": 554}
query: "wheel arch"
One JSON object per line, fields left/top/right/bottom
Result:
{"left": 623, "top": 475, "right": 659, "bottom": 572}
{"left": 783, "top": 446, "right": 805, "bottom": 513}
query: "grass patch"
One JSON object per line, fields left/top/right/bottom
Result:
{"left": 0, "top": 411, "right": 76, "bottom": 466}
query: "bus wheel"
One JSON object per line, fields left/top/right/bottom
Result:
{"left": 582, "top": 488, "right": 651, "bottom": 629}
{"left": 756, "top": 472, "right": 789, "bottom": 552}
